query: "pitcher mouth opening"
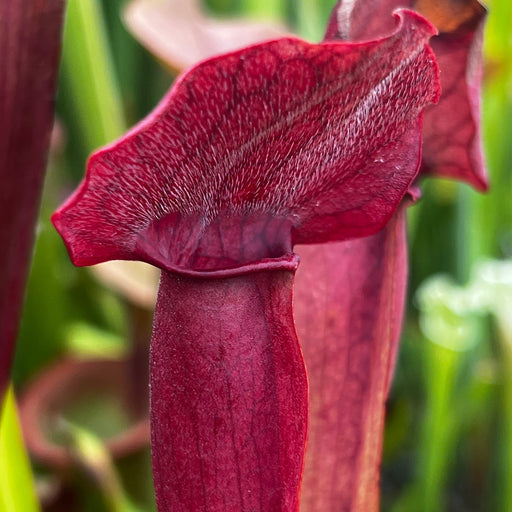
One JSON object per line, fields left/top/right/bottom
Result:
{"left": 133, "top": 211, "right": 298, "bottom": 277}
{"left": 141, "top": 252, "right": 300, "bottom": 279}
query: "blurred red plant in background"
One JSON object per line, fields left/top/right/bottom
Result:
{"left": 297, "top": 1, "right": 486, "bottom": 510}
{"left": 0, "top": 0, "right": 66, "bottom": 405}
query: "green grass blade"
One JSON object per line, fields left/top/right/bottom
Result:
{"left": 0, "top": 387, "right": 40, "bottom": 512}
{"left": 62, "top": 0, "right": 126, "bottom": 152}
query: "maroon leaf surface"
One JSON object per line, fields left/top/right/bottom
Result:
{"left": 151, "top": 265, "right": 307, "bottom": 511}
{"left": 53, "top": 10, "right": 439, "bottom": 270}
{"left": 326, "top": 0, "right": 487, "bottom": 190}
{"left": 0, "top": 0, "right": 65, "bottom": 404}
{"left": 294, "top": 208, "right": 408, "bottom": 512}
{"left": 53, "top": 10, "right": 440, "bottom": 512}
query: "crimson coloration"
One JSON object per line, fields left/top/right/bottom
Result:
{"left": 53, "top": 10, "right": 440, "bottom": 512}
{"left": 151, "top": 268, "right": 306, "bottom": 511}
{"left": 53, "top": 12, "right": 439, "bottom": 270}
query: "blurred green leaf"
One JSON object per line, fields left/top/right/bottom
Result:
{"left": 13, "top": 215, "right": 72, "bottom": 384}
{"left": 295, "top": 0, "right": 327, "bottom": 41}
{"left": 64, "top": 322, "right": 126, "bottom": 358}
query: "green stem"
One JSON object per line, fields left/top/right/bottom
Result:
{"left": 495, "top": 304, "right": 512, "bottom": 511}
{"left": 418, "top": 342, "right": 459, "bottom": 512}
{"left": 454, "top": 184, "right": 472, "bottom": 283}
{"left": 64, "top": 421, "right": 140, "bottom": 512}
